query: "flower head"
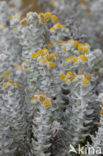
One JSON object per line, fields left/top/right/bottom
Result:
{"left": 67, "top": 71, "right": 73, "bottom": 76}
{"left": 39, "top": 13, "right": 46, "bottom": 23}
{"left": 84, "top": 73, "right": 91, "bottom": 80}
{"left": 78, "top": 46, "right": 84, "bottom": 52}
{"left": 79, "top": 55, "right": 88, "bottom": 62}
{"left": 43, "top": 100, "right": 52, "bottom": 108}
{"left": 65, "top": 56, "right": 74, "bottom": 61}
{"left": 8, "top": 80, "right": 14, "bottom": 85}
{"left": 74, "top": 40, "right": 79, "bottom": 47}
{"left": 83, "top": 48, "right": 89, "bottom": 53}
{"left": 21, "top": 18, "right": 27, "bottom": 26}
{"left": 73, "top": 57, "right": 78, "bottom": 63}
{"left": 39, "top": 96, "right": 46, "bottom": 102}
{"left": 32, "top": 52, "right": 38, "bottom": 58}
{"left": 82, "top": 78, "right": 90, "bottom": 86}
{"left": 48, "top": 62, "right": 55, "bottom": 69}
{"left": 100, "top": 109, "right": 103, "bottom": 116}
{"left": 45, "top": 12, "right": 52, "bottom": 19}
{"left": 59, "top": 74, "right": 66, "bottom": 80}
{"left": 15, "top": 83, "right": 20, "bottom": 87}
{"left": 3, "top": 82, "right": 7, "bottom": 88}
{"left": 52, "top": 15, "right": 58, "bottom": 22}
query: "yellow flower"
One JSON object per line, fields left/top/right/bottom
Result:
{"left": 15, "top": 83, "right": 20, "bottom": 87}
{"left": 82, "top": 79, "right": 90, "bottom": 86}
{"left": 51, "top": 15, "right": 58, "bottom": 22}
{"left": 39, "top": 13, "right": 45, "bottom": 16}
{"left": 32, "top": 52, "right": 38, "bottom": 58}
{"left": 10, "top": 16, "right": 13, "bottom": 19}
{"left": 39, "top": 58, "right": 48, "bottom": 64}
{"left": 50, "top": 27, "right": 55, "bottom": 30}
{"left": 21, "top": 18, "right": 27, "bottom": 26}
{"left": 49, "top": 41, "right": 54, "bottom": 46}
{"left": 5, "top": 75, "right": 10, "bottom": 79}
{"left": 73, "top": 57, "right": 78, "bottom": 63}
{"left": 39, "top": 13, "right": 46, "bottom": 23}
{"left": 8, "top": 80, "right": 14, "bottom": 85}
{"left": 46, "top": 55, "right": 53, "bottom": 61}
{"left": 48, "top": 62, "right": 55, "bottom": 69}
{"left": 59, "top": 74, "right": 66, "bottom": 80}
{"left": 45, "top": 12, "right": 52, "bottom": 19}
{"left": 83, "top": 48, "right": 89, "bottom": 53}
{"left": 31, "top": 96, "right": 38, "bottom": 102}
{"left": 78, "top": 43, "right": 83, "bottom": 48}
{"left": 39, "top": 96, "right": 46, "bottom": 102}
{"left": 48, "top": 41, "right": 54, "bottom": 47}
{"left": 78, "top": 46, "right": 84, "bottom": 51}
{"left": 3, "top": 82, "right": 7, "bottom": 88}
{"left": 1, "top": 72, "right": 10, "bottom": 78}
{"left": 38, "top": 49, "right": 44, "bottom": 55}
{"left": 6, "top": 72, "right": 10, "bottom": 76}
{"left": 44, "top": 48, "right": 49, "bottom": 52}
{"left": 100, "top": 109, "right": 103, "bottom": 116}
{"left": 15, "top": 65, "right": 22, "bottom": 69}
{"left": 43, "top": 100, "right": 52, "bottom": 107}
{"left": 84, "top": 73, "right": 91, "bottom": 80}
{"left": 40, "top": 48, "right": 49, "bottom": 56}
{"left": 70, "top": 75, "right": 75, "bottom": 81}
{"left": 67, "top": 71, "right": 73, "bottom": 76}
{"left": 78, "top": 72, "right": 83, "bottom": 75}
{"left": 61, "top": 25, "right": 66, "bottom": 29}
{"left": 1, "top": 73, "right": 5, "bottom": 76}
{"left": 84, "top": 43, "right": 89, "bottom": 46}
{"left": 50, "top": 53, "right": 58, "bottom": 58}
{"left": 74, "top": 40, "right": 79, "bottom": 47}
{"left": 55, "top": 23, "right": 61, "bottom": 28}
{"left": 79, "top": 55, "right": 88, "bottom": 62}
{"left": 65, "top": 78, "right": 70, "bottom": 82}
{"left": 15, "top": 64, "right": 20, "bottom": 68}
{"left": 5, "top": 72, "right": 10, "bottom": 78}
{"left": 58, "top": 40, "right": 64, "bottom": 44}
{"left": 65, "top": 56, "right": 74, "bottom": 61}
{"left": 23, "top": 65, "right": 28, "bottom": 69}
{"left": 63, "top": 48, "right": 66, "bottom": 52}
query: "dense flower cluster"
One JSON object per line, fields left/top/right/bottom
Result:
{"left": 0, "top": 1, "right": 103, "bottom": 156}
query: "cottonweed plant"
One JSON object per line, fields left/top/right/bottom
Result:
{"left": 0, "top": 1, "right": 103, "bottom": 156}
{"left": 90, "top": 93, "right": 103, "bottom": 155}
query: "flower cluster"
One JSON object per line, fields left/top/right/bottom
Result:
{"left": 59, "top": 71, "right": 91, "bottom": 86}
{"left": 31, "top": 92, "right": 52, "bottom": 108}
{"left": 39, "top": 12, "right": 58, "bottom": 23}
{"left": 32, "top": 48, "right": 58, "bottom": 69}
{"left": 65, "top": 54, "right": 88, "bottom": 64}
{"left": 2, "top": 80, "right": 20, "bottom": 88}
{"left": 50, "top": 22, "right": 67, "bottom": 31}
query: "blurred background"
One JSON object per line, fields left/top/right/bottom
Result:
{"left": 0, "top": 0, "right": 90, "bottom": 15}
{"left": 5, "top": 0, "right": 41, "bottom": 14}
{"left": 1, "top": 0, "right": 51, "bottom": 15}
